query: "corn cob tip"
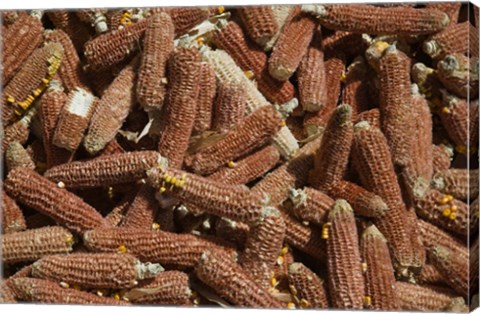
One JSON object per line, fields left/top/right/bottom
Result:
{"left": 361, "top": 224, "right": 385, "bottom": 240}
{"left": 134, "top": 261, "right": 165, "bottom": 280}
{"left": 301, "top": 4, "right": 327, "bottom": 17}
{"left": 328, "top": 199, "right": 353, "bottom": 219}
{"left": 429, "top": 245, "right": 450, "bottom": 261}
{"left": 354, "top": 121, "right": 371, "bottom": 132}
{"left": 260, "top": 206, "right": 282, "bottom": 220}
{"left": 288, "top": 188, "right": 307, "bottom": 208}
{"left": 422, "top": 40, "right": 438, "bottom": 56}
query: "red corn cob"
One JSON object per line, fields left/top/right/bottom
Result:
{"left": 432, "top": 168, "right": 478, "bottom": 201}
{"left": 437, "top": 53, "right": 478, "bottom": 99}
{"left": 322, "top": 30, "right": 367, "bottom": 58}
{"left": 395, "top": 282, "right": 462, "bottom": 311}
{"left": 44, "top": 151, "right": 167, "bottom": 189}
{"left": 97, "top": 138, "right": 126, "bottom": 157}
{"left": 2, "top": 226, "right": 74, "bottom": 264}
{"left": 2, "top": 107, "right": 36, "bottom": 154}
{"left": 1, "top": 191, "right": 27, "bottom": 234}
{"left": 355, "top": 108, "right": 381, "bottom": 129}
{"left": 264, "top": 6, "right": 299, "bottom": 51}
{"left": 429, "top": 245, "right": 468, "bottom": 297}
{"left": 439, "top": 92, "right": 470, "bottom": 152}
{"left": 153, "top": 7, "right": 213, "bottom": 36}
{"left": 5, "top": 142, "right": 35, "bottom": 172}
{"left": 425, "top": 2, "right": 461, "bottom": 25}
{"left": 46, "top": 11, "right": 91, "bottom": 52}
{"left": 193, "top": 62, "right": 217, "bottom": 133}
{"left": 238, "top": 6, "right": 279, "bottom": 47}
{"left": 212, "top": 80, "right": 248, "bottom": 133}
{"left": 416, "top": 264, "right": 447, "bottom": 285}
{"left": 215, "top": 217, "right": 249, "bottom": 249}
{"left": 136, "top": 12, "right": 174, "bottom": 112}
{"left": 104, "top": 188, "right": 138, "bottom": 227}
{"left": 288, "top": 187, "right": 333, "bottom": 225}
{"left": 0, "top": 283, "right": 16, "bottom": 303}
{"left": 121, "top": 184, "right": 159, "bottom": 229}
{"left": 341, "top": 56, "right": 370, "bottom": 117}
{"left": 287, "top": 263, "right": 329, "bottom": 308}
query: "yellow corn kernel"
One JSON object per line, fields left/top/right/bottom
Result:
{"left": 363, "top": 296, "right": 372, "bottom": 306}
{"left": 281, "top": 245, "right": 288, "bottom": 256}
{"left": 287, "top": 302, "right": 296, "bottom": 309}
{"left": 244, "top": 70, "right": 254, "bottom": 80}
{"left": 196, "top": 37, "right": 205, "bottom": 46}
{"left": 59, "top": 281, "right": 70, "bottom": 288}
{"left": 281, "top": 120, "right": 286, "bottom": 127}
{"left": 449, "top": 212, "right": 457, "bottom": 220}
{"left": 152, "top": 222, "right": 161, "bottom": 230}
{"left": 450, "top": 205, "right": 458, "bottom": 212}
{"left": 442, "top": 208, "right": 452, "bottom": 217}
{"left": 339, "top": 73, "right": 347, "bottom": 81}
{"left": 6, "top": 95, "right": 15, "bottom": 103}
{"left": 276, "top": 255, "right": 284, "bottom": 265}
{"left": 445, "top": 194, "right": 454, "bottom": 202}
{"left": 42, "top": 78, "right": 50, "bottom": 84}
{"left": 176, "top": 180, "right": 185, "bottom": 188}
{"left": 227, "top": 161, "right": 236, "bottom": 168}
{"left": 299, "top": 299, "right": 310, "bottom": 308}
{"left": 32, "top": 89, "right": 42, "bottom": 97}
{"left": 171, "top": 177, "right": 177, "bottom": 186}
{"left": 164, "top": 175, "right": 172, "bottom": 184}
{"left": 271, "top": 276, "right": 277, "bottom": 287}
{"left": 113, "top": 293, "right": 121, "bottom": 300}
{"left": 456, "top": 145, "right": 466, "bottom": 154}
{"left": 117, "top": 245, "right": 127, "bottom": 253}
{"left": 65, "top": 235, "right": 74, "bottom": 245}
{"left": 218, "top": 6, "right": 225, "bottom": 14}
{"left": 361, "top": 262, "right": 367, "bottom": 273}
{"left": 441, "top": 106, "right": 451, "bottom": 114}
{"left": 438, "top": 196, "right": 450, "bottom": 205}
{"left": 321, "top": 222, "right": 331, "bottom": 239}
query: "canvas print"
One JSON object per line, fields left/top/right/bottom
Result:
{"left": 0, "top": 2, "right": 479, "bottom": 312}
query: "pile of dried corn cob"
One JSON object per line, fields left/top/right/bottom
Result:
{"left": 1, "top": 3, "right": 479, "bottom": 311}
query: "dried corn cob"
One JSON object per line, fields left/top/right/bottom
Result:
{"left": 125, "top": 271, "right": 192, "bottom": 304}
{"left": 195, "top": 250, "right": 283, "bottom": 308}
{"left": 288, "top": 187, "right": 333, "bottom": 225}
{"left": 208, "top": 145, "right": 280, "bottom": 185}
{"left": 215, "top": 217, "right": 249, "bottom": 249}
{"left": 0, "top": 283, "right": 16, "bottom": 303}
{"left": 31, "top": 253, "right": 163, "bottom": 289}
{"left": 76, "top": 9, "right": 108, "bottom": 33}
{"left": 1, "top": 191, "right": 27, "bottom": 234}
{"left": 287, "top": 263, "right": 329, "bottom": 309}
{"left": 269, "top": 14, "right": 317, "bottom": 81}
{"left": 341, "top": 56, "right": 370, "bottom": 117}
{"left": 264, "top": 5, "right": 298, "bottom": 51}
{"left": 437, "top": 54, "right": 478, "bottom": 99}
{"left": 439, "top": 92, "right": 470, "bottom": 151}
{"left": 322, "top": 30, "right": 367, "bottom": 58}
{"left": 212, "top": 80, "right": 247, "bottom": 133}
{"left": 121, "top": 184, "right": 159, "bottom": 229}
{"left": 154, "top": 7, "right": 212, "bottom": 36}
{"left": 238, "top": 6, "right": 278, "bottom": 46}
{"left": 302, "top": 4, "right": 449, "bottom": 35}
{"left": 52, "top": 87, "right": 96, "bottom": 151}
{"left": 395, "top": 282, "right": 461, "bottom": 311}
{"left": 136, "top": 12, "right": 174, "bottom": 112}
{"left": 83, "top": 58, "right": 138, "bottom": 155}
{"left": 429, "top": 245, "right": 468, "bottom": 297}
{"left": 2, "top": 106, "right": 36, "bottom": 154}
{"left": 193, "top": 62, "right": 217, "bottom": 133}
{"left": 360, "top": 225, "right": 399, "bottom": 310}
{"left": 2, "top": 226, "right": 73, "bottom": 264}
{"left": 44, "top": 151, "right": 167, "bottom": 188}
{"left": 425, "top": 2, "right": 461, "bottom": 24}
{"left": 354, "top": 108, "right": 381, "bottom": 129}
{"left": 432, "top": 168, "right": 478, "bottom": 201}
{"left": 186, "top": 105, "right": 282, "bottom": 175}
{"left": 416, "top": 264, "right": 447, "bottom": 285}
{"left": 5, "top": 142, "right": 35, "bottom": 172}
{"left": 2, "top": 14, "right": 43, "bottom": 84}
{"left": 12, "top": 278, "right": 128, "bottom": 305}
{"left": 4, "top": 168, "right": 106, "bottom": 234}
{"left": 46, "top": 11, "right": 91, "bottom": 52}
{"left": 2, "top": 43, "right": 63, "bottom": 126}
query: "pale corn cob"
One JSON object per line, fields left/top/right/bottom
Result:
{"left": 83, "top": 227, "right": 234, "bottom": 268}
{"left": 186, "top": 105, "right": 282, "bottom": 175}
{"left": 429, "top": 245, "right": 468, "bottom": 297}
{"left": 83, "top": 58, "right": 138, "bottom": 155}
{"left": 302, "top": 4, "right": 449, "bottom": 35}
{"left": 147, "top": 166, "right": 263, "bottom": 225}
{"left": 437, "top": 54, "right": 478, "bottom": 99}
{"left": 12, "top": 278, "right": 128, "bottom": 305}
{"left": 46, "top": 11, "right": 91, "bottom": 52}
{"left": 352, "top": 122, "right": 421, "bottom": 275}
{"left": 83, "top": 19, "right": 147, "bottom": 71}
{"left": 252, "top": 134, "right": 322, "bottom": 207}
{"left": 432, "top": 168, "right": 478, "bottom": 201}
{"left": 212, "top": 80, "right": 248, "bottom": 133}
{"left": 44, "top": 151, "right": 167, "bottom": 188}
{"left": 395, "top": 282, "right": 462, "bottom": 312}
{"left": 4, "top": 167, "right": 106, "bottom": 235}
{"left": 52, "top": 87, "right": 96, "bottom": 151}
{"left": 238, "top": 6, "right": 278, "bottom": 46}
{"left": 311, "top": 104, "right": 353, "bottom": 192}
{"left": 341, "top": 56, "right": 370, "bottom": 117}
{"left": 2, "top": 106, "right": 36, "bottom": 153}
{"left": 44, "top": 30, "right": 91, "bottom": 93}
{"left": 360, "top": 225, "right": 399, "bottom": 311}
{"left": 2, "top": 14, "right": 43, "bottom": 84}
{"left": 208, "top": 145, "right": 280, "bottom": 185}
{"left": 193, "top": 62, "right": 217, "bottom": 133}
{"left": 5, "top": 142, "right": 35, "bottom": 172}
{"left": 326, "top": 199, "right": 364, "bottom": 309}
{"left": 195, "top": 250, "right": 283, "bottom": 308}
{"left": 425, "top": 2, "right": 461, "bottom": 25}
{"left": 264, "top": 5, "right": 298, "bottom": 51}
{"left": 136, "top": 13, "right": 174, "bottom": 112}
{"left": 76, "top": 9, "right": 108, "bottom": 33}
{"left": 125, "top": 271, "right": 192, "bottom": 305}
{"left": 31, "top": 253, "right": 163, "bottom": 289}
{"left": 2, "top": 43, "right": 63, "bottom": 126}
{"left": 288, "top": 187, "right": 333, "bottom": 225}
{"left": 322, "top": 31, "right": 367, "bottom": 58}
{"left": 2, "top": 226, "right": 73, "bottom": 264}
{"left": 297, "top": 32, "right": 327, "bottom": 112}
{"left": 287, "top": 263, "right": 329, "bottom": 308}
{"left": 268, "top": 14, "right": 317, "bottom": 81}
{"left": 416, "top": 264, "right": 447, "bottom": 285}
{"left": 328, "top": 180, "right": 388, "bottom": 218}
{"left": 415, "top": 188, "right": 469, "bottom": 236}
{"left": 354, "top": 108, "right": 381, "bottom": 129}
{"left": 1, "top": 191, "right": 27, "bottom": 234}
{"left": 121, "top": 184, "right": 159, "bottom": 229}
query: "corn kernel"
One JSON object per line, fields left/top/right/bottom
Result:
{"left": 152, "top": 222, "right": 161, "bottom": 230}
{"left": 218, "top": 6, "right": 225, "bottom": 14}
{"left": 442, "top": 208, "right": 451, "bottom": 217}
{"left": 441, "top": 107, "right": 451, "bottom": 114}
{"left": 287, "top": 302, "right": 296, "bottom": 309}
{"left": 299, "top": 299, "right": 310, "bottom": 308}
{"left": 281, "top": 245, "right": 288, "bottom": 256}
{"left": 244, "top": 70, "right": 254, "bottom": 80}
{"left": 450, "top": 205, "right": 458, "bottom": 212}
{"left": 227, "top": 161, "right": 236, "bottom": 168}
{"left": 117, "top": 245, "right": 127, "bottom": 253}
{"left": 449, "top": 212, "right": 457, "bottom": 220}
{"left": 363, "top": 296, "right": 372, "bottom": 306}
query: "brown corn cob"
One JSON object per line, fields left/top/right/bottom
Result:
{"left": 97, "top": 138, "right": 126, "bottom": 156}
{"left": 238, "top": 6, "right": 278, "bottom": 47}
{"left": 311, "top": 104, "right": 353, "bottom": 192}
{"left": 2, "top": 106, "right": 36, "bottom": 154}
{"left": 83, "top": 58, "right": 138, "bottom": 155}
{"left": 121, "top": 184, "right": 159, "bottom": 229}
{"left": 12, "top": 277, "right": 128, "bottom": 305}
{"left": 425, "top": 2, "right": 461, "bottom": 25}
{"left": 328, "top": 180, "right": 388, "bottom": 218}
{"left": 26, "top": 139, "right": 47, "bottom": 171}
{"left": 193, "top": 62, "right": 217, "bottom": 133}
{"left": 212, "top": 80, "right": 248, "bottom": 133}
{"left": 416, "top": 264, "right": 447, "bottom": 285}
{"left": 341, "top": 56, "right": 370, "bottom": 117}
{"left": 46, "top": 11, "right": 91, "bottom": 52}
{"left": 437, "top": 54, "right": 478, "bottom": 99}
{"left": 322, "top": 30, "right": 367, "bottom": 58}
{"left": 2, "top": 14, "right": 43, "bottom": 84}
{"left": 439, "top": 92, "right": 469, "bottom": 151}
{"left": 415, "top": 188, "right": 469, "bottom": 236}
{"left": 2, "top": 43, "right": 63, "bottom": 126}
{"left": 432, "top": 168, "right": 478, "bottom": 201}
{"left": 395, "top": 282, "right": 461, "bottom": 311}
{"left": 52, "top": 87, "right": 96, "bottom": 151}
{"left": 252, "top": 134, "right": 322, "bottom": 207}
{"left": 31, "top": 253, "right": 163, "bottom": 289}
{"left": 470, "top": 237, "right": 479, "bottom": 295}
{"left": 215, "top": 217, "right": 249, "bottom": 249}
{"left": 326, "top": 199, "right": 364, "bottom": 309}
{"left": 360, "top": 224, "right": 399, "bottom": 311}
{"left": 268, "top": 14, "right": 317, "bottom": 81}
{"left": 355, "top": 108, "right": 381, "bottom": 129}
{"left": 195, "top": 250, "right": 283, "bottom": 308}
{"left": 75, "top": 9, "right": 108, "bottom": 33}
{"left": 352, "top": 122, "right": 420, "bottom": 275}
{"left": 302, "top": 4, "right": 449, "bottom": 35}
{"left": 297, "top": 32, "right": 327, "bottom": 112}
{"left": 104, "top": 188, "right": 138, "bottom": 227}
{"left": 429, "top": 245, "right": 468, "bottom": 297}
{"left": 1, "top": 191, "right": 27, "bottom": 234}
{"left": 287, "top": 263, "right": 329, "bottom": 309}
{"left": 147, "top": 166, "right": 263, "bottom": 225}
{"left": 4, "top": 168, "right": 106, "bottom": 234}
{"left": 154, "top": 7, "right": 212, "bottom": 36}
{"left": 44, "top": 151, "right": 167, "bottom": 189}
{"left": 83, "top": 227, "right": 234, "bottom": 268}
{"left": 1, "top": 10, "right": 24, "bottom": 26}
{"left": 136, "top": 12, "right": 174, "bottom": 112}
{"left": 44, "top": 30, "right": 91, "bottom": 93}
{"left": 288, "top": 187, "right": 333, "bottom": 225}
{"left": 0, "top": 283, "right": 16, "bottom": 303}
{"left": 84, "top": 19, "right": 147, "bottom": 71}
{"left": 125, "top": 271, "right": 192, "bottom": 305}
{"left": 185, "top": 105, "right": 282, "bottom": 175}
{"left": 2, "top": 226, "right": 73, "bottom": 264}
{"left": 5, "top": 142, "right": 35, "bottom": 172}
{"left": 208, "top": 145, "right": 280, "bottom": 185}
